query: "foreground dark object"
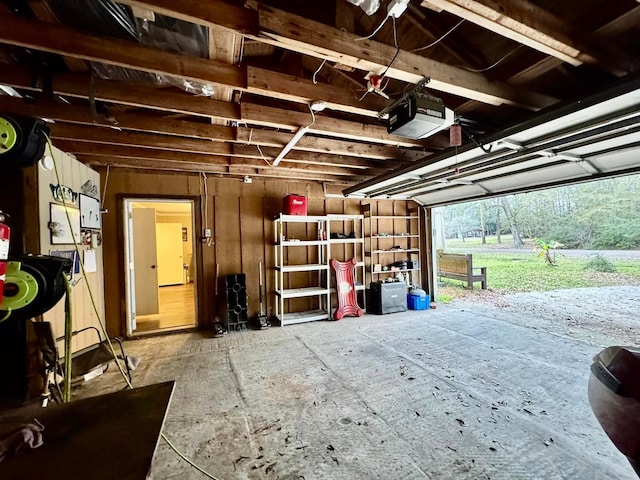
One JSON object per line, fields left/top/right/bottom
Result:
{"left": 0, "top": 381, "right": 174, "bottom": 479}
{"left": 589, "top": 346, "right": 640, "bottom": 477}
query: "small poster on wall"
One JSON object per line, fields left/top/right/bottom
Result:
{"left": 80, "top": 194, "right": 101, "bottom": 229}
{"left": 49, "top": 203, "right": 82, "bottom": 244}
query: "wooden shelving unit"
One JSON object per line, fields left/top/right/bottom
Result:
{"left": 362, "top": 207, "right": 421, "bottom": 287}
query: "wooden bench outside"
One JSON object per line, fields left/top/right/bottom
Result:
{"left": 437, "top": 252, "right": 487, "bottom": 290}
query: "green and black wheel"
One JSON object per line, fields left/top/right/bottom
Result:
{"left": 0, "top": 114, "right": 49, "bottom": 170}
{"left": 0, "top": 115, "right": 21, "bottom": 158}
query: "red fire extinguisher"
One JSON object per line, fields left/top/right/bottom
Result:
{"left": 0, "top": 211, "right": 9, "bottom": 307}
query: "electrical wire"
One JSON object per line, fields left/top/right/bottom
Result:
{"left": 312, "top": 59, "right": 327, "bottom": 84}
{"left": 460, "top": 45, "right": 523, "bottom": 73}
{"left": 46, "top": 136, "right": 133, "bottom": 390}
{"left": 162, "top": 434, "right": 221, "bottom": 480}
{"left": 100, "top": 164, "right": 110, "bottom": 209}
{"left": 411, "top": 19, "right": 465, "bottom": 52}
{"left": 46, "top": 137, "right": 221, "bottom": 480}
{"left": 380, "top": 16, "right": 400, "bottom": 79}
{"left": 355, "top": 14, "right": 389, "bottom": 41}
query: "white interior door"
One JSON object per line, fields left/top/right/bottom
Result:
{"left": 156, "top": 222, "right": 184, "bottom": 286}
{"left": 133, "top": 208, "right": 160, "bottom": 315}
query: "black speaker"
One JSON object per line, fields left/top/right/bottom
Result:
{"left": 224, "top": 273, "right": 248, "bottom": 331}
{"left": 368, "top": 282, "right": 407, "bottom": 315}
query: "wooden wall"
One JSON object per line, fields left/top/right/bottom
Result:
{"left": 97, "top": 168, "right": 422, "bottom": 337}
{"left": 39, "top": 147, "right": 105, "bottom": 352}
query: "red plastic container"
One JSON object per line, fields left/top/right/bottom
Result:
{"left": 283, "top": 195, "right": 307, "bottom": 215}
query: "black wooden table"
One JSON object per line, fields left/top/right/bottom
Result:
{"left": 0, "top": 381, "right": 175, "bottom": 480}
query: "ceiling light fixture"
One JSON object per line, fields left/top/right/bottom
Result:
{"left": 273, "top": 102, "right": 325, "bottom": 166}
{"left": 272, "top": 127, "right": 308, "bottom": 166}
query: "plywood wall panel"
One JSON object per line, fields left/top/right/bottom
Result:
{"left": 96, "top": 168, "right": 418, "bottom": 336}
{"left": 38, "top": 147, "right": 105, "bottom": 351}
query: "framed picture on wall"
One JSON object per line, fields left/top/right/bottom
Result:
{"left": 49, "top": 203, "right": 82, "bottom": 244}
{"left": 79, "top": 194, "right": 101, "bottom": 229}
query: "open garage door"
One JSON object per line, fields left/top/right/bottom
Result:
{"left": 344, "top": 74, "right": 640, "bottom": 206}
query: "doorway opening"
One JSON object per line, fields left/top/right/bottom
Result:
{"left": 124, "top": 199, "right": 197, "bottom": 335}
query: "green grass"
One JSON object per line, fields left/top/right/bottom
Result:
{"left": 446, "top": 234, "right": 519, "bottom": 249}
{"left": 439, "top": 253, "right": 640, "bottom": 293}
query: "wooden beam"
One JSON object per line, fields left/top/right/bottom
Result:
{"left": 55, "top": 140, "right": 387, "bottom": 175}
{"left": 255, "top": 5, "right": 557, "bottom": 109}
{"left": 49, "top": 124, "right": 243, "bottom": 157}
{"left": 53, "top": 141, "right": 230, "bottom": 165}
{"left": 235, "top": 128, "right": 434, "bottom": 159}
{"left": 0, "top": 94, "right": 423, "bottom": 162}
{"left": 113, "top": 0, "right": 557, "bottom": 109}
{"left": 0, "top": 12, "right": 245, "bottom": 90}
{"left": 0, "top": 67, "right": 239, "bottom": 119}
{"left": 232, "top": 145, "right": 392, "bottom": 170}
{"left": 240, "top": 103, "right": 427, "bottom": 148}
{"left": 27, "top": 0, "right": 88, "bottom": 72}
{"left": 0, "top": 95, "right": 236, "bottom": 141}
{"left": 0, "top": 68, "right": 427, "bottom": 148}
{"left": 114, "top": 0, "right": 257, "bottom": 35}
{"left": 421, "top": 0, "right": 636, "bottom": 76}
{"left": 246, "top": 66, "right": 387, "bottom": 118}
{"left": 509, "top": 5, "right": 640, "bottom": 85}
{"left": 76, "top": 155, "right": 370, "bottom": 182}
{"left": 0, "top": 11, "right": 386, "bottom": 118}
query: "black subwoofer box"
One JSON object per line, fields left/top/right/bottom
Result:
{"left": 223, "top": 274, "right": 248, "bottom": 330}
{"left": 368, "top": 281, "right": 407, "bottom": 315}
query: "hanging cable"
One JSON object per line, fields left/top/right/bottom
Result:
{"left": 46, "top": 136, "right": 132, "bottom": 390}
{"left": 411, "top": 19, "right": 465, "bottom": 52}
{"left": 355, "top": 15, "right": 389, "bottom": 41}
{"left": 46, "top": 137, "right": 223, "bottom": 480}
{"left": 100, "top": 164, "right": 110, "bottom": 209}
{"left": 380, "top": 16, "right": 400, "bottom": 78}
{"left": 460, "top": 45, "right": 523, "bottom": 73}
{"left": 312, "top": 59, "right": 327, "bottom": 84}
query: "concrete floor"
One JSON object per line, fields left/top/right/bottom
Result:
{"left": 81, "top": 296, "right": 639, "bottom": 480}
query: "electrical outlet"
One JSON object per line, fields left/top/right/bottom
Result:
{"left": 204, "top": 228, "right": 212, "bottom": 238}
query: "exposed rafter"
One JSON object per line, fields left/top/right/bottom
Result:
{"left": 420, "top": 0, "right": 637, "bottom": 76}
{"left": 112, "top": 0, "right": 558, "bottom": 109}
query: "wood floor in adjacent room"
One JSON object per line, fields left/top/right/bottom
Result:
{"left": 73, "top": 287, "right": 640, "bottom": 479}
{"left": 135, "top": 283, "right": 195, "bottom": 333}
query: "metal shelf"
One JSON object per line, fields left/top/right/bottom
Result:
{"left": 372, "top": 248, "right": 420, "bottom": 254}
{"left": 328, "top": 238, "right": 364, "bottom": 244}
{"left": 279, "top": 310, "right": 329, "bottom": 325}
{"left": 275, "top": 264, "right": 329, "bottom": 272}
{"left": 279, "top": 240, "right": 327, "bottom": 246}
{"left": 372, "top": 268, "right": 420, "bottom": 275}
{"left": 371, "top": 235, "right": 419, "bottom": 239}
{"left": 275, "top": 287, "right": 330, "bottom": 299}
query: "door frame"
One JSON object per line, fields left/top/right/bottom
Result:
{"left": 122, "top": 197, "right": 201, "bottom": 337}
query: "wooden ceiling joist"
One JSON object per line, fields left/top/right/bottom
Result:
{"left": 54, "top": 140, "right": 386, "bottom": 176}
{"left": 0, "top": 95, "right": 424, "bottom": 167}
{"left": 234, "top": 129, "right": 431, "bottom": 160}
{"left": 0, "top": 95, "right": 236, "bottom": 142}
{"left": 113, "top": 0, "right": 557, "bottom": 109}
{"left": 420, "top": 0, "right": 636, "bottom": 76}
{"left": 0, "top": 68, "right": 428, "bottom": 149}
{"left": 76, "top": 155, "right": 370, "bottom": 183}
{"left": 49, "top": 124, "right": 247, "bottom": 157}
{"left": 0, "top": 11, "right": 387, "bottom": 118}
